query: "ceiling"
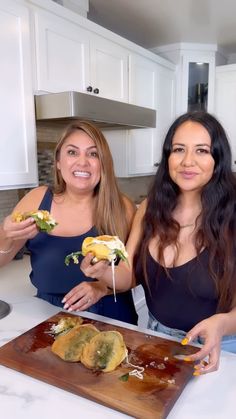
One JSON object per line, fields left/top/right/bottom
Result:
{"left": 88, "top": 0, "right": 236, "bottom": 55}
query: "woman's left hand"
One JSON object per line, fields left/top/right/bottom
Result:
{"left": 182, "top": 314, "right": 226, "bottom": 375}
{"left": 62, "top": 281, "right": 108, "bottom": 312}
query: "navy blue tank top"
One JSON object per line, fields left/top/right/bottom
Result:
{"left": 26, "top": 188, "right": 138, "bottom": 325}
{"left": 135, "top": 248, "right": 218, "bottom": 331}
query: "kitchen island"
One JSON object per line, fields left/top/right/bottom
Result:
{"left": 0, "top": 256, "right": 236, "bottom": 419}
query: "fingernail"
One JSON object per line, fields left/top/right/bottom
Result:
{"left": 61, "top": 298, "right": 66, "bottom": 303}
{"left": 67, "top": 307, "right": 73, "bottom": 312}
{"left": 183, "top": 357, "right": 192, "bottom": 362}
{"left": 63, "top": 303, "right": 69, "bottom": 309}
{"left": 181, "top": 337, "right": 189, "bottom": 346}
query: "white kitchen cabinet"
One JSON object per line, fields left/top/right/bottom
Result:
{"left": 129, "top": 53, "right": 157, "bottom": 108}
{"left": 29, "top": 1, "right": 176, "bottom": 178}
{"left": 33, "top": 9, "right": 128, "bottom": 102}
{"left": 180, "top": 49, "right": 215, "bottom": 115}
{"left": 34, "top": 9, "right": 90, "bottom": 93}
{"left": 153, "top": 43, "right": 216, "bottom": 116}
{"left": 0, "top": 0, "right": 38, "bottom": 190}
{"left": 215, "top": 64, "right": 236, "bottom": 170}
{"left": 106, "top": 56, "right": 175, "bottom": 177}
{"left": 128, "top": 54, "right": 158, "bottom": 175}
{"left": 89, "top": 34, "right": 128, "bottom": 102}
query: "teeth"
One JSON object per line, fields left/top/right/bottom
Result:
{"left": 73, "top": 171, "right": 90, "bottom": 178}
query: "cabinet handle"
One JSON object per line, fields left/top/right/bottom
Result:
{"left": 93, "top": 88, "right": 99, "bottom": 94}
{"left": 86, "top": 86, "right": 93, "bottom": 92}
{"left": 154, "top": 162, "right": 160, "bottom": 167}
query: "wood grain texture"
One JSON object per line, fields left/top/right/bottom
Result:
{"left": 0, "top": 312, "right": 198, "bottom": 419}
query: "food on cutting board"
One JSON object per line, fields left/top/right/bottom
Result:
{"left": 50, "top": 316, "right": 83, "bottom": 335}
{"left": 81, "top": 330, "right": 127, "bottom": 372}
{"left": 12, "top": 210, "right": 58, "bottom": 233}
{"left": 51, "top": 324, "right": 99, "bottom": 362}
{"left": 51, "top": 318, "right": 128, "bottom": 372}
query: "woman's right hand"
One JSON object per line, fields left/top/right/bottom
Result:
{"left": 80, "top": 253, "right": 110, "bottom": 280}
{"left": 2, "top": 214, "right": 39, "bottom": 241}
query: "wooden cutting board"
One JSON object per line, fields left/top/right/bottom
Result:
{"left": 0, "top": 312, "right": 198, "bottom": 418}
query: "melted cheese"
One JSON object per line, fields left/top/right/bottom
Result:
{"left": 92, "top": 236, "right": 128, "bottom": 261}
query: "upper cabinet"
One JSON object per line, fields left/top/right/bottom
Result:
{"left": 0, "top": 0, "right": 38, "bottom": 190}
{"left": 106, "top": 54, "right": 176, "bottom": 177}
{"left": 89, "top": 34, "right": 128, "bottom": 102}
{"left": 129, "top": 54, "right": 157, "bottom": 108}
{"left": 153, "top": 44, "right": 216, "bottom": 116}
{"left": 180, "top": 49, "right": 216, "bottom": 115}
{"left": 34, "top": 10, "right": 90, "bottom": 94}
{"left": 215, "top": 64, "right": 236, "bottom": 170}
{"left": 128, "top": 54, "right": 158, "bottom": 175}
{"left": 33, "top": 9, "right": 129, "bottom": 102}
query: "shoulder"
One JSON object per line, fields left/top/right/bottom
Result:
{"left": 136, "top": 198, "right": 147, "bottom": 219}
{"left": 13, "top": 186, "right": 49, "bottom": 213}
{"left": 122, "top": 194, "right": 136, "bottom": 226}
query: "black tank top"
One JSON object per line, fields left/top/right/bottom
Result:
{"left": 135, "top": 248, "right": 218, "bottom": 331}
{"left": 26, "top": 188, "right": 138, "bottom": 325}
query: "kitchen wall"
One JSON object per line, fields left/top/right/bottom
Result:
{"left": 0, "top": 124, "right": 153, "bottom": 223}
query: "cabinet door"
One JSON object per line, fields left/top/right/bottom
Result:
{"left": 180, "top": 51, "right": 215, "bottom": 114}
{"left": 90, "top": 34, "right": 129, "bottom": 102}
{"left": 128, "top": 54, "right": 158, "bottom": 175}
{"left": 129, "top": 54, "right": 157, "bottom": 108}
{"left": 0, "top": 0, "right": 38, "bottom": 190}
{"left": 215, "top": 66, "right": 236, "bottom": 170}
{"left": 155, "top": 65, "right": 176, "bottom": 165}
{"left": 128, "top": 129, "right": 157, "bottom": 175}
{"left": 34, "top": 9, "right": 90, "bottom": 93}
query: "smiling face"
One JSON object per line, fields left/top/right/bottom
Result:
{"left": 168, "top": 121, "right": 215, "bottom": 193}
{"left": 56, "top": 130, "right": 101, "bottom": 194}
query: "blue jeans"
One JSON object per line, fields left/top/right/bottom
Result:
{"left": 148, "top": 311, "right": 236, "bottom": 353}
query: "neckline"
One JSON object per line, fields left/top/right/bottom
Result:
{"left": 148, "top": 247, "right": 207, "bottom": 270}
{"left": 42, "top": 225, "right": 96, "bottom": 239}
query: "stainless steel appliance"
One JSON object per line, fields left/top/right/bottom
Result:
{"left": 35, "top": 91, "right": 156, "bottom": 129}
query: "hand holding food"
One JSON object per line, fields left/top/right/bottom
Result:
{"left": 12, "top": 210, "right": 58, "bottom": 233}
{"left": 65, "top": 235, "right": 128, "bottom": 266}
{"left": 64, "top": 235, "right": 129, "bottom": 303}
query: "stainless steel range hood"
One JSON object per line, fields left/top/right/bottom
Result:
{"left": 35, "top": 91, "right": 156, "bottom": 129}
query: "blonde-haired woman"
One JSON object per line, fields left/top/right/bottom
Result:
{"left": 0, "top": 121, "right": 138, "bottom": 324}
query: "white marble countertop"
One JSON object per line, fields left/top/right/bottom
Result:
{"left": 1, "top": 256, "right": 236, "bottom": 419}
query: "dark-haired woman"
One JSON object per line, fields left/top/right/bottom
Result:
{"left": 0, "top": 121, "right": 138, "bottom": 325}
{"left": 79, "top": 111, "right": 236, "bottom": 374}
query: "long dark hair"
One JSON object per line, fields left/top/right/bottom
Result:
{"left": 134, "top": 111, "right": 236, "bottom": 311}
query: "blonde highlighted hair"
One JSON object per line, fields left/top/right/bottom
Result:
{"left": 53, "top": 120, "right": 130, "bottom": 242}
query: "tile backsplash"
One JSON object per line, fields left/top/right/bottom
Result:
{"left": 0, "top": 190, "right": 19, "bottom": 223}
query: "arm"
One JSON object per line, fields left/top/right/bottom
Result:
{"left": 62, "top": 200, "right": 147, "bottom": 309}
{"left": 182, "top": 307, "right": 236, "bottom": 374}
{"left": 0, "top": 186, "right": 47, "bottom": 267}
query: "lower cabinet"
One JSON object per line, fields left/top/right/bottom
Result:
{"left": 132, "top": 285, "right": 148, "bottom": 329}
{"left": 0, "top": 0, "right": 38, "bottom": 190}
